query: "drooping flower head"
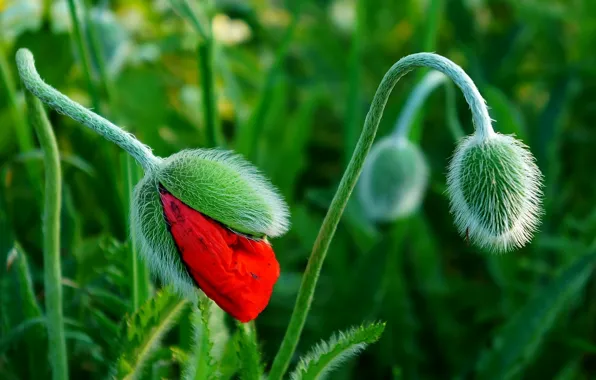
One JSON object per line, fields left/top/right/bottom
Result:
{"left": 446, "top": 132, "right": 542, "bottom": 253}
{"left": 15, "top": 48, "right": 291, "bottom": 323}
{"left": 133, "top": 149, "right": 289, "bottom": 322}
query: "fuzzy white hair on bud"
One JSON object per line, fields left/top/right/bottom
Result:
{"left": 446, "top": 132, "right": 543, "bottom": 252}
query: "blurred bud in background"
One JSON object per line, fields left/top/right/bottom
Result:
{"left": 357, "top": 136, "right": 429, "bottom": 222}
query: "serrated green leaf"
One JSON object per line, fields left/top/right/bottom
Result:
{"left": 183, "top": 298, "right": 217, "bottom": 380}
{"left": 290, "top": 322, "right": 386, "bottom": 380}
{"left": 7, "top": 243, "right": 46, "bottom": 378}
{"left": 236, "top": 321, "right": 263, "bottom": 380}
{"left": 476, "top": 252, "right": 596, "bottom": 379}
{"left": 113, "top": 287, "right": 190, "bottom": 380}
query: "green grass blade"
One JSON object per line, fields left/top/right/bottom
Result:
{"left": 8, "top": 243, "right": 47, "bottom": 378}
{"left": 113, "top": 288, "right": 190, "bottom": 379}
{"left": 476, "top": 251, "right": 596, "bottom": 379}
{"left": 344, "top": 0, "right": 365, "bottom": 165}
{"left": 235, "top": 13, "right": 298, "bottom": 159}
{"left": 289, "top": 322, "right": 385, "bottom": 380}
{"left": 197, "top": 33, "right": 222, "bottom": 147}
{"left": 121, "top": 153, "right": 151, "bottom": 311}
{"left": 66, "top": 0, "right": 100, "bottom": 112}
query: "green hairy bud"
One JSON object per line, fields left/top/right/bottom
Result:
{"left": 357, "top": 137, "right": 429, "bottom": 221}
{"left": 132, "top": 149, "right": 290, "bottom": 296}
{"left": 447, "top": 133, "right": 542, "bottom": 252}
{"left": 158, "top": 149, "right": 289, "bottom": 237}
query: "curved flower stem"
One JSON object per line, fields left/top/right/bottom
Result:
{"left": 15, "top": 49, "right": 160, "bottom": 172}
{"left": 268, "top": 52, "right": 494, "bottom": 379}
{"left": 24, "top": 91, "right": 68, "bottom": 380}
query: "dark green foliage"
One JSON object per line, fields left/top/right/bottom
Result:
{"left": 290, "top": 322, "right": 385, "bottom": 380}
{"left": 113, "top": 289, "right": 189, "bottom": 379}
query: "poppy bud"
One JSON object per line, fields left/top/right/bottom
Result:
{"left": 357, "top": 137, "right": 429, "bottom": 221}
{"left": 446, "top": 133, "right": 542, "bottom": 253}
{"left": 132, "top": 149, "right": 289, "bottom": 322}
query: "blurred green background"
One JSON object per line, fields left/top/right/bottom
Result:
{"left": 2, "top": 0, "right": 596, "bottom": 379}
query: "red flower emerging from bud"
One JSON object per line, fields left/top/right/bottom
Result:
{"left": 159, "top": 187, "right": 280, "bottom": 322}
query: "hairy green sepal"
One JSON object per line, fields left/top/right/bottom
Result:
{"left": 447, "top": 133, "right": 542, "bottom": 252}
{"left": 158, "top": 149, "right": 289, "bottom": 237}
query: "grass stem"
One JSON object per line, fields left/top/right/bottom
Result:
{"left": 24, "top": 90, "right": 68, "bottom": 380}
{"left": 66, "top": 0, "right": 101, "bottom": 113}
{"left": 198, "top": 32, "right": 222, "bottom": 147}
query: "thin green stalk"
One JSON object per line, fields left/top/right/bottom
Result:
{"left": 122, "top": 154, "right": 150, "bottom": 310}
{"left": 24, "top": 91, "right": 68, "bottom": 380}
{"left": 237, "top": 14, "right": 298, "bottom": 159}
{"left": 410, "top": 0, "right": 443, "bottom": 141}
{"left": 422, "top": 0, "right": 443, "bottom": 52}
{"left": 169, "top": 0, "right": 222, "bottom": 146}
{"left": 15, "top": 49, "right": 160, "bottom": 172}
{"left": 344, "top": 0, "right": 365, "bottom": 165}
{"left": 215, "top": 46, "right": 246, "bottom": 126}
{"left": 66, "top": 0, "right": 100, "bottom": 112}
{"left": 268, "top": 53, "right": 494, "bottom": 379}
{"left": 82, "top": 0, "right": 115, "bottom": 104}
{"left": 198, "top": 32, "right": 222, "bottom": 147}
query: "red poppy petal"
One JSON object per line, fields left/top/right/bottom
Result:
{"left": 159, "top": 189, "right": 280, "bottom": 322}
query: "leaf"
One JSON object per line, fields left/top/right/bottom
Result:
{"left": 113, "top": 287, "right": 190, "bottom": 380}
{"left": 0, "top": 317, "right": 46, "bottom": 354}
{"left": 476, "top": 251, "right": 596, "bottom": 379}
{"left": 182, "top": 298, "right": 221, "bottom": 380}
{"left": 6, "top": 243, "right": 46, "bottom": 378}
{"left": 236, "top": 321, "right": 263, "bottom": 380}
{"left": 289, "top": 322, "right": 386, "bottom": 380}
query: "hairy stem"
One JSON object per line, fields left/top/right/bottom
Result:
{"left": 268, "top": 52, "right": 493, "bottom": 379}
{"left": 24, "top": 91, "right": 68, "bottom": 380}
{"left": 15, "top": 49, "right": 160, "bottom": 172}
